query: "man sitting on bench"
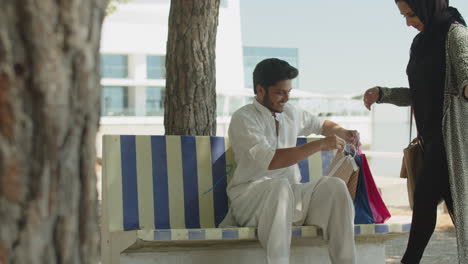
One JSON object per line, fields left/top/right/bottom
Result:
{"left": 221, "top": 58, "right": 359, "bottom": 264}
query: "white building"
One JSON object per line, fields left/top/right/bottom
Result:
{"left": 97, "top": 0, "right": 246, "bottom": 156}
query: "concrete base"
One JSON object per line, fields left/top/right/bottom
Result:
{"left": 120, "top": 240, "right": 386, "bottom": 264}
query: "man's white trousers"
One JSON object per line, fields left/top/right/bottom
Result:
{"left": 230, "top": 176, "right": 356, "bottom": 264}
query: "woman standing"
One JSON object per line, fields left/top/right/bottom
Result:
{"left": 362, "top": 0, "right": 467, "bottom": 263}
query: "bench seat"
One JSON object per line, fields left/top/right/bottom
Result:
{"left": 135, "top": 223, "right": 411, "bottom": 242}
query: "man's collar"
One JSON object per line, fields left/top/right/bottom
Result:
{"left": 253, "top": 97, "right": 281, "bottom": 119}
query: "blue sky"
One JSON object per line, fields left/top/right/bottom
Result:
{"left": 239, "top": 0, "right": 468, "bottom": 94}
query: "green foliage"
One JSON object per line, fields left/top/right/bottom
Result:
{"left": 106, "top": 0, "right": 133, "bottom": 15}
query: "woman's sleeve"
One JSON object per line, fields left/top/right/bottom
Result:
{"left": 377, "top": 86, "right": 412, "bottom": 106}
{"left": 448, "top": 24, "right": 468, "bottom": 99}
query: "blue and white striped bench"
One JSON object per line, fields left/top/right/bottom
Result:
{"left": 101, "top": 135, "right": 410, "bottom": 264}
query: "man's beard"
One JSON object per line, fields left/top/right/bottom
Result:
{"left": 263, "top": 90, "right": 282, "bottom": 113}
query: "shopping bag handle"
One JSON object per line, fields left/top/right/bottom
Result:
{"left": 345, "top": 143, "right": 359, "bottom": 157}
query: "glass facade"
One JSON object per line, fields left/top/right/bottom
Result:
{"left": 146, "top": 87, "right": 165, "bottom": 116}
{"left": 101, "top": 86, "right": 129, "bottom": 116}
{"left": 147, "top": 55, "right": 166, "bottom": 79}
{"left": 220, "top": 0, "right": 228, "bottom": 8}
{"left": 243, "top": 46, "right": 299, "bottom": 90}
{"left": 98, "top": 52, "right": 366, "bottom": 119}
{"left": 101, "top": 54, "right": 128, "bottom": 78}
{"left": 216, "top": 95, "right": 226, "bottom": 117}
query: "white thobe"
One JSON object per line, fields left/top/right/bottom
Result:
{"left": 221, "top": 99, "right": 356, "bottom": 264}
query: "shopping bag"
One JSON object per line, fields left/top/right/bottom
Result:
{"left": 361, "top": 154, "right": 391, "bottom": 223}
{"left": 353, "top": 154, "right": 374, "bottom": 224}
{"left": 327, "top": 151, "right": 360, "bottom": 199}
{"left": 347, "top": 169, "right": 359, "bottom": 200}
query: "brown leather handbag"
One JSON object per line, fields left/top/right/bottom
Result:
{"left": 400, "top": 108, "right": 424, "bottom": 209}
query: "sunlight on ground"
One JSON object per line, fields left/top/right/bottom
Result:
{"left": 388, "top": 206, "right": 455, "bottom": 232}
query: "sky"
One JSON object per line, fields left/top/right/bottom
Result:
{"left": 239, "top": 0, "right": 468, "bottom": 95}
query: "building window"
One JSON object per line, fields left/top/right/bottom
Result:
{"left": 146, "top": 87, "right": 165, "bottom": 116}
{"left": 243, "top": 47, "right": 299, "bottom": 89}
{"left": 101, "top": 54, "right": 128, "bottom": 78}
{"left": 220, "top": 0, "right": 228, "bottom": 8}
{"left": 101, "top": 86, "right": 129, "bottom": 116}
{"left": 216, "top": 95, "right": 226, "bottom": 116}
{"left": 147, "top": 55, "right": 166, "bottom": 79}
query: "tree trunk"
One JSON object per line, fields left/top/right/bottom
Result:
{"left": 164, "top": 0, "right": 220, "bottom": 136}
{"left": 0, "top": 1, "right": 106, "bottom": 263}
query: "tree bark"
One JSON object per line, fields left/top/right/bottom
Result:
{"left": 164, "top": 0, "right": 220, "bottom": 136}
{"left": 0, "top": 1, "right": 106, "bottom": 263}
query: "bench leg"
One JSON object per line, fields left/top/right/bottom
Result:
{"left": 100, "top": 226, "right": 111, "bottom": 264}
{"left": 101, "top": 231, "right": 137, "bottom": 264}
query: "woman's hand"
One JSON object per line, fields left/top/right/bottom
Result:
{"left": 363, "top": 87, "right": 380, "bottom": 110}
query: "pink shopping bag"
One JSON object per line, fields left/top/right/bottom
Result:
{"left": 360, "top": 153, "right": 391, "bottom": 223}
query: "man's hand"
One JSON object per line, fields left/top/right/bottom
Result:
{"left": 363, "top": 87, "right": 380, "bottom": 110}
{"left": 337, "top": 129, "right": 361, "bottom": 147}
{"left": 320, "top": 135, "right": 346, "bottom": 152}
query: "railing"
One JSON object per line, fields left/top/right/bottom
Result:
{"left": 365, "top": 151, "right": 403, "bottom": 159}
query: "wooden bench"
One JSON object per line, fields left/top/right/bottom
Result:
{"left": 101, "top": 135, "right": 411, "bottom": 264}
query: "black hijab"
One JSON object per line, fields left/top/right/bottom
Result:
{"left": 401, "top": 0, "right": 466, "bottom": 140}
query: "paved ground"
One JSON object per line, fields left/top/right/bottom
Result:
{"left": 385, "top": 231, "right": 458, "bottom": 264}
{"left": 379, "top": 177, "right": 459, "bottom": 264}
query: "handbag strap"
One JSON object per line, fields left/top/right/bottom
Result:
{"left": 409, "top": 106, "right": 422, "bottom": 144}
{"left": 409, "top": 107, "right": 413, "bottom": 143}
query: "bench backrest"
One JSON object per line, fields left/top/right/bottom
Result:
{"left": 103, "top": 135, "right": 334, "bottom": 232}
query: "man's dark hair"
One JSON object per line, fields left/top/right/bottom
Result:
{"left": 252, "top": 58, "right": 299, "bottom": 94}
